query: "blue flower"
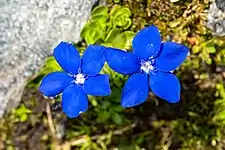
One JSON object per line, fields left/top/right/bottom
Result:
{"left": 39, "top": 42, "right": 111, "bottom": 118}
{"left": 104, "top": 25, "right": 189, "bottom": 107}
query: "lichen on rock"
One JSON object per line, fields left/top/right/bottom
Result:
{"left": 207, "top": 0, "right": 225, "bottom": 36}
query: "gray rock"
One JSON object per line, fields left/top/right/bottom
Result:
{"left": 0, "top": 0, "right": 98, "bottom": 117}
{"left": 216, "top": 0, "right": 225, "bottom": 12}
{"left": 207, "top": 1, "right": 225, "bottom": 36}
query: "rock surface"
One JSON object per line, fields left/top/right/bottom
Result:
{"left": 0, "top": 0, "right": 98, "bottom": 117}
{"left": 216, "top": 0, "right": 225, "bottom": 12}
{"left": 207, "top": 0, "right": 225, "bottom": 36}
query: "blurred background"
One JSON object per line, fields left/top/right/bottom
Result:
{"left": 1, "top": 0, "right": 225, "bottom": 149}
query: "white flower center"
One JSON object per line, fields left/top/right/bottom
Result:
{"left": 74, "top": 73, "right": 85, "bottom": 84}
{"left": 140, "top": 61, "right": 154, "bottom": 74}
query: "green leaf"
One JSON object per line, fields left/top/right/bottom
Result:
{"left": 91, "top": 5, "right": 108, "bottom": 16}
{"left": 15, "top": 104, "right": 32, "bottom": 116}
{"left": 136, "top": 137, "right": 145, "bottom": 144}
{"left": 38, "top": 56, "right": 62, "bottom": 76}
{"left": 103, "top": 28, "right": 131, "bottom": 49}
{"left": 88, "top": 96, "right": 98, "bottom": 107}
{"left": 110, "top": 5, "right": 121, "bottom": 16}
{"left": 102, "top": 101, "right": 111, "bottom": 109}
{"left": 112, "top": 113, "right": 123, "bottom": 125}
{"left": 97, "top": 111, "right": 110, "bottom": 122}
{"left": 14, "top": 104, "right": 32, "bottom": 122}
{"left": 101, "top": 42, "right": 113, "bottom": 47}
{"left": 204, "top": 45, "right": 216, "bottom": 54}
{"left": 188, "top": 111, "right": 199, "bottom": 117}
{"left": 81, "top": 21, "right": 106, "bottom": 45}
{"left": 91, "top": 13, "right": 108, "bottom": 24}
{"left": 123, "top": 18, "right": 132, "bottom": 30}
{"left": 104, "top": 87, "right": 121, "bottom": 103}
{"left": 43, "top": 56, "right": 61, "bottom": 70}
{"left": 192, "top": 45, "right": 201, "bottom": 54}
{"left": 20, "top": 114, "right": 28, "bottom": 122}
{"left": 110, "top": 5, "right": 132, "bottom": 29}
{"left": 122, "top": 31, "right": 136, "bottom": 49}
{"left": 118, "top": 144, "right": 140, "bottom": 150}
{"left": 215, "top": 110, "right": 225, "bottom": 120}
{"left": 110, "top": 5, "right": 131, "bottom": 18}
{"left": 104, "top": 28, "right": 121, "bottom": 43}
{"left": 112, "top": 17, "right": 132, "bottom": 30}
{"left": 114, "top": 0, "right": 120, "bottom": 3}
{"left": 111, "top": 33, "right": 126, "bottom": 49}
{"left": 113, "top": 105, "right": 124, "bottom": 112}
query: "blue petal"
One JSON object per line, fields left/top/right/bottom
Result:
{"left": 53, "top": 42, "right": 81, "bottom": 74}
{"left": 155, "top": 42, "right": 189, "bottom": 72}
{"left": 105, "top": 47, "right": 140, "bottom": 75}
{"left": 84, "top": 74, "right": 111, "bottom": 96}
{"left": 62, "top": 85, "right": 88, "bottom": 118}
{"left": 81, "top": 45, "right": 106, "bottom": 76}
{"left": 121, "top": 73, "right": 149, "bottom": 107}
{"left": 132, "top": 25, "right": 161, "bottom": 60}
{"left": 39, "top": 72, "right": 73, "bottom": 97}
{"left": 149, "top": 71, "right": 180, "bottom": 103}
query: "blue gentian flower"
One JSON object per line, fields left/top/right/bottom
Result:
{"left": 105, "top": 25, "right": 189, "bottom": 107}
{"left": 39, "top": 42, "right": 111, "bottom": 118}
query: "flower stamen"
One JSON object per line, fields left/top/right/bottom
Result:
{"left": 140, "top": 60, "right": 156, "bottom": 74}
{"left": 74, "top": 73, "right": 85, "bottom": 85}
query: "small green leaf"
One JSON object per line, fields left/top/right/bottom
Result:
{"left": 112, "top": 17, "right": 132, "bottom": 30}
{"left": 15, "top": 104, "right": 32, "bottom": 116}
{"left": 104, "top": 28, "right": 121, "bottom": 43}
{"left": 113, "top": 0, "right": 121, "bottom": 3}
{"left": 110, "top": 5, "right": 122, "bottom": 16}
{"left": 97, "top": 111, "right": 110, "bottom": 122}
{"left": 20, "top": 114, "right": 28, "bottom": 122}
{"left": 110, "top": 5, "right": 131, "bottom": 18}
{"left": 114, "top": 78, "right": 124, "bottom": 87}
{"left": 91, "top": 13, "right": 108, "bottom": 24}
{"left": 81, "top": 21, "right": 106, "bottom": 45}
{"left": 113, "top": 106, "right": 124, "bottom": 112}
{"left": 103, "top": 28, "right": 132, "bottom": 49}
{"left": 43, "top": 56, "right": 61, "bottom": 70}
{"left": 38, "top": 56, "right": 62, "bottom": 76}
{"left": 88, "top": 96, "right": 98, "bottom": 107}
{"left": 122, "top": 31, "right": 136, "bottom": 49}
{"left": 13, "top": 104, "right": 32, "bottom": 122}
{"left": 136, "top": 137, "right": 145, "bottom": 144}
{"left": 204, "top": 46, "right": 216, "bottom": 54}
{"left": 102, "top": 101, "right": 111, "bottom": 109}
{"left": 101, "top": 42, "right": 113, "bottom": 47}
{"left": 110, "top": 5, "right": 132, "bottom": 29}
{"left": 91, "top": 5, "right": 108, "bottom": 16}
{"left": 112, "top": 113, "right": 123, "bottom": 125}
{"left": 123, "top": 18, "right": 132, "bottom": 30}
{"left": 192, "top": 45, "right": 201, "bottom": 54}
{"left": 111, "top": 33, "right": 126, "bottom": 49}
{"left": 215, "top": 110, "right": 225, "bottom": 120}
{"left": 104, "top": 87, "right": 121, "bottom": 103}
{"left": 118, "top": 144, "right": 140, "bottom": 150}
{"left": 188, "top": 111, "right": 199, "bottom": 117}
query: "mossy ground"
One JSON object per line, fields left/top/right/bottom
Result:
{"left": 1, "top": 0, "right": 225, "bottom": 150}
